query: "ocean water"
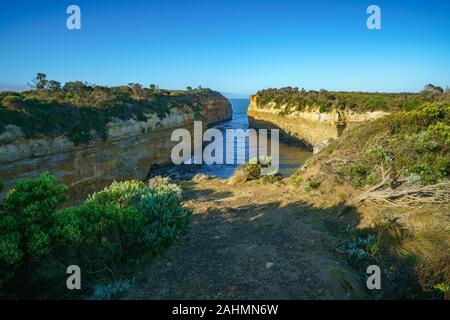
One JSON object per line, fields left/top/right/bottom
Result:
{"left": 150, "top": 99, "right": 312, "bottom": 179}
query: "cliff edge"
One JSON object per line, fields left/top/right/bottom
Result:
{"left": 0, "top": 91, "right": 232, "bottom": 197}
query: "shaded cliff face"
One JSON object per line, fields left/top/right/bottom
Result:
{"left": 247, "top": 95, "right": 388, "bottom": 147}
{"left": 0, "top": 95, "right": 231, "bottom": 198}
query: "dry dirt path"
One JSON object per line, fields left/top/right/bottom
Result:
{"left": 125, "top": 177, "right": 367, "bottom": 299}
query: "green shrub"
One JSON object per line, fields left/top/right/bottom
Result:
{"left": 428, "top": 122, "right": 450, "bottom": 144}
{"left": 260, "top": 174, "right": 281, "bottom": 185}
{"left": 344, "top": 162, "right": 372, "bottom": 188}
{"left": 52, "top": 179, "right": 191, "bottom": 275}
{"left": 303, "top": 177, "right": 321, "bottom": 191}
{"left": 243, "top": 156, "right": 273, "bottom": 181}
{"left": 138, "top": 185, "right": 190, "bottom": 255}
{"left": 341, "top": 233, "right": 378, "bottom": 264}
{"left": 0, "top": 174, "right": 191, "bottom": 298}
{"left": 434, "top": 283, "right": 450, "bottom": 300}
{"left": 0, "top": 172, "right": 69, "bottom": 290}
{"left": 335, "top": 103, "right": 450, "bottom": 188}
{"left": 52, "top": 200, "right": 146, "bottom": 271}
{"left": 290, "top": 173, "right": 303, "bottom": 186}
{"left": 244, "top": 163, "right": 261, "bottom": 180}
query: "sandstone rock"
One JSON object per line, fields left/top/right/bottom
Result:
{"left": 313, "top": 138, "right": 334, "bottom": 154}
{"left": 0, "top": 96, "right": 232, "bottom": 199}
{"left": 247, "top": 95, "right": 388, "bottom": 147}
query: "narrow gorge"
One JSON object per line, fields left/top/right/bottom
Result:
{"left": 0, "top": 93, "right": 232, "bottom": 198}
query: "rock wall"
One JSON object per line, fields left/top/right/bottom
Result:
{"left": 0, "top": 95, "right": 231, "bottom": 198}
{"left": 247, "top": 95, "right": 388, "bottom": 147}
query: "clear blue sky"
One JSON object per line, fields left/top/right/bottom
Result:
{"left": 0, "top": 0, "right": 449, "bottom": 96}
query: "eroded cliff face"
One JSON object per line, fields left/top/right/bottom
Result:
{"left": 0, "top": 95, "right": 231, "bottom": 198}
{"left": 247, "top": 95, "right": 388, "bottom": 147}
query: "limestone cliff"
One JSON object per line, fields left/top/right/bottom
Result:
{"left": 0, "top": 95, "right": 231, "bottom": 198}
{"left": 247, "top": 95, "right": 388, "bottom": 147}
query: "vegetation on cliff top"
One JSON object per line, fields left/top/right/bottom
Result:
{"left": 0, "top": 73, "right": 224, "bottom": 144}
{"left": 255, "top": 85, "right": 450, "bottom": 114}
{"left": 292, "top": 102, "right": 450, "bottom": 299}
{"left": 312, "top": 102, "right": 450, "bottom": 188}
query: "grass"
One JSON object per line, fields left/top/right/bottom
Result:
{"left": 333, "top": 103, "right": 450, "bottom": 187}
{"left": 294, "top": 102, "right": 450, "bottom": 299}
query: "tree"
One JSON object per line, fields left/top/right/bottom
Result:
{"left": 423, "top": 84, "right": 444, "bottom": 94}
{"left": 186, "top": 86, "right": 192, "bottom": 91}
{"left": 28, "top": 73, "right": 48, "bottom": 90}
{"left": 149, "top": 84, "right": 157, "bottom": 90}
{"left": 423, "top": 84, "right": 435, "bottom": 92}
{"left": 434, "top": 86, "right": 444, "bottom": 94}
{"left": 63, "top": 81, "right": 89, "bottom": 91}
{"left": 48, "top": 80, "right": 61, "bottom": 92}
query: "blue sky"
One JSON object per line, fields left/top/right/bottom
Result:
{"left": 0, "top": 0, "right": 449, "bottom": 96}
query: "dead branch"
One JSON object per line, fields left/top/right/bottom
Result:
{"left": 347, "top": 181, "right": 450, "bottom": 210}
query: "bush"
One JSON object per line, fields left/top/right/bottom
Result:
{"left": 243, "top": 156, "right": 273, "bottom": 181}
{"left": 243, "top": 163, "right": 261, "bottom": 180}
{"left": 260, "top": 174, "right": 281, "bottom": 185}
{"left": 0, "top": 172, "right": 69, "bottom": 290}
{"left": 52, "top": 179, "right": 191, "bottom": 275}
{"left": 0, "top": 174, "right": 191, "bottom": 298}
{"left": 1, "top": 95, "right": 23, "bottom": 110}
{"left": 52, "top": 200, "right": 146, "bottom": 272}
{"left": 335, "top": 103, "right": 450, "bottom": 188}
{"left": 303, "top": 177, "right": 321, "bottom": 192}
{"left": 290, "top": 173, "right": 303, "bottom": 186}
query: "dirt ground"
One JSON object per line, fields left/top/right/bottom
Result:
{"left": 125, "top": 177, "right": 368, "bottom": 300}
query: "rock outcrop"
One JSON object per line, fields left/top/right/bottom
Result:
{"left": 0, "top": 94, "right": 232, "bottom": 198}
{"left": 247, "top": 95, "right": 388, "bottom": 147}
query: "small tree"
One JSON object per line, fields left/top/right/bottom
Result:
{"left": 28, "top": 73, "right": 48, "bottom": 90}
{"left": 422, "top": 84, "right": 443, "bottom": 94}
{"left": 63, "top": 81, "right": 89, "bottom": 91}
{"left": 48, "top": 80, "right": 61, "bottom": 92}
{"left": 434, "top": 86, "right": 444, "bottom": 94}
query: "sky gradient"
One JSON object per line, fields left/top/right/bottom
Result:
{"left": 0, "top": 0, "right": 449, "bottom": 96}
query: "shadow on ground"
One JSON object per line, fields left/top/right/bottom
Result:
{"left": 124, "top": 178, "right": 371, "bottom": 300}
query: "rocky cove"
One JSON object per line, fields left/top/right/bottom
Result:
{"left": 0, "top": 92, "right": 390, "bottom": 199}
{"left": 1, "top": 83, "right": 448, "bottom": 300}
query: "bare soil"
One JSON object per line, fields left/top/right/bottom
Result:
{"left": 125, "top": 177, "right": 368, "bottom": 299}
